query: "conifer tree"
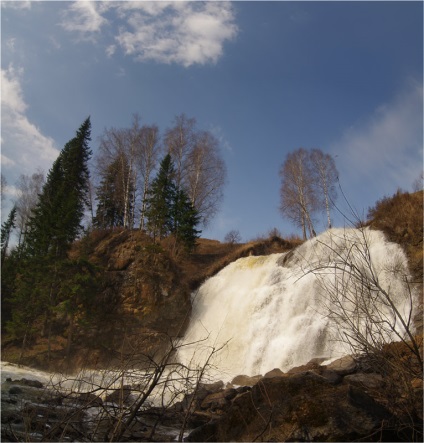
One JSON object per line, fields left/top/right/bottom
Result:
{"left": 8, "top": 119, "right": 92, "bottom": 359}
{"left": 145, "top": 154, "right": 201, "bottom": 251}
{"left": 25, "top": 118, "right": 92, "bottom": 258}
{"left": 94, "top": 157, "right": 134, "bottom": 229}
{"left": 145, "top": 154, "right": 176, "bottom": 240}
{"left": 1, "top": 205, "right": 16, "bottom": 262}
{"left": 172, "top": 189, "right": 201, "bottom": 252}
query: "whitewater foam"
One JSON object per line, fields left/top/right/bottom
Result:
{"left": 178, "top": 228, "right": 414, "bottom": 382}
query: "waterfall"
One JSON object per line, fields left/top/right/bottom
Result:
{"left": 178, "top": 228, "right": 414, "bottom": 382}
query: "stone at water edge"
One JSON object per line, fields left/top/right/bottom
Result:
{"left": 326, "top": 355, "right": 357, "bottom": 375}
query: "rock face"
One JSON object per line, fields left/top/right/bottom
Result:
{"left": 186, "top": 356, "right": 420, "bottom": 442}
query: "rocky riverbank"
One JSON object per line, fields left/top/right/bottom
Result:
{"left": 2, "top": 347, "right": 422, "bottom": 442}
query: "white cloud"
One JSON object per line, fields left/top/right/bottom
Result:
{"left": 332, "top": 79, "right": 423, "bottom": 198}
{"left": 1, "top": 65, "right": 27, "bottom": 113}
{"left": 106, "top": 44, "right": 116, "bottom": 57}
{"left": 61, "top": 1, "right": 238, "bottom": 67}
{"left": 1, "top": 154, "right": 16, "bottom": 167}
{"left": 209, "top": 124, "right": 233, "bottom": 153}
{"left": 1, "top": 64, "right": 58, "bottom": 180}
{"left": 1, "top": 1, "right": 31, "bottom": 10}
{"left": 60, "top": 1, "right": 108, "bottom": 38}
{"left": 6, "top": 37, "right": 17, "bottom": 52}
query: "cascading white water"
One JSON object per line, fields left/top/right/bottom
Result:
{"left": 178, "top": 228, "right": 414, "bottom": 382}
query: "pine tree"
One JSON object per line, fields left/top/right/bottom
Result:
{"left": 25, "top": 118, "right": 92, "bottom": 258}
{"left": 145, "top": 154, "right": 176, "bottom": 240}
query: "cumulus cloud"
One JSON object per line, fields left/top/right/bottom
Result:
{"left": 61, "top": 1, "right": 238, "bottom": 66}
{"left": 1, "top": 64, "right": 58, "bottom": 179}
{"left": 332, "top": 79, "right": 423, "bottom": 197}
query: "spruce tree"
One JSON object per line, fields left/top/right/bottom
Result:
{"left": 172, "top": 189, "right": 201, "bottom": 252}
{"left": 145, "top": 154, "right": 176, "bottom": 240}
{"left": 25, "top": 118, "right": 92, "bottom": 258}
{"left": 8, "top": 119, "right": 92, "bottom": 359}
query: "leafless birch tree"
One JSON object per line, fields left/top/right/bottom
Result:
{"left": 185, "top": 130, "right": 226, "bottom": 226}
{"left": 164, "top": 113, "right": 196, "bottom": 191}
{"left": 165, "top": 114, "right": 227, "bottom": 227}
{"left": 14, "top": 171, "right": 45, "bottom": 246}
{"left": 310, "top": 148, "right": 338, "bottom": 229}
{"left": 279, "top": 148, "right": 338, "bottom": 238}
{"left": 96, "top": 116, "right": 144, "bottom": 228}
{"left": 279, "top": 148, "right": 317, "bottom": 239}
{"left": 138, "top": 124, "right": 161, "bottom": 230}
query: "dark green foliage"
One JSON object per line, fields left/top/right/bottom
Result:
{"left": 145, "top": 154, "right": 201, "bottom": 252}
{"left": 1, "top": 205, "right": 16, "bottom": 261}
{"left": 145, "top": 154, "right": 177, "bottom": 240}
{"left": 94, "top": 157, "right": 132, "bottom": 229}
{"left": 24, "top": 118, "right": 92, "bottom": 258}
{"left": 4, "top": 119, "right": 95, "bottom": 355}
{"left": 173, "top": 189, "right": 201, "bottom": 252}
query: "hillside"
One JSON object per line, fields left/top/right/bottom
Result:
{"left": 1, "top": 190, "right": 422, "bottom": 372}
{"left": 1, "top": 229, "right": 299, "bottom": 372}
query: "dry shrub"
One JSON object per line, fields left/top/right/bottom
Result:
{"left": 367, "top": 190, "right": 423, "bottom": 279}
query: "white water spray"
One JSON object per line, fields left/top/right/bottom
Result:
{"left": 178, "top": 228, "right": 414, "bottom": 382}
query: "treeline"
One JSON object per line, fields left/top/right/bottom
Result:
{"left": 93, "top": 113, "right": 226, "bottom": 231}
{"left": 0, "top": 116, "right": 214, "bottom": 361}
{"left": 0, "top": 114, "right": 343, "bottom": 361}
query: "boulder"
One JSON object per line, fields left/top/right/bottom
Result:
{"left": 199, "top": 380, "right": 224, "bottom": 392}
{"left": 231, "top": 374, "right": 262, "bottom": 386}
{"left": 187, "top": 371, "right": 393, "bottom": 442}
{"left": 105, "top": 385, "right": 132, "bottom": 404}
{"left": 264, "top": 368, "right": 285, "bottom": 378}
{"left": 200, "top": 388, "right": 237, "bottom": 410}
{"left": 326, "top": 355, "right": 357, "bottom": 375}
{"left": 344, "top": 373, "right": 384, "bottom": 390}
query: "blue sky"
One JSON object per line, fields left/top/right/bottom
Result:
{"left": 1, "top": 1, "right": 423, "bottom": 242}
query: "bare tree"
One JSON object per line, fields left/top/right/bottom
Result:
{"left": 298, "top": 226, "right": 422, "bottom": 433}
{"left": 4, "top": 334, "right": 228, "bottom": 442}
{"left": 412, "top": 170, "right": 423, "bottom": 192}
{"left": 14, "top": 171, "right": 45, "bottom": 246}
{"left": 224, "top": 229, "right": 242, "bottom": 245}
{"left": 96, "top": 117, "right": 141, "bottom": 229}
{"left": 186, "top": 130, "right": 227, "bottom": 226}
{"left": 138, "top": 124, "right": 161, "bottom": 230}
{"left": 1, "top": 173, "right": 7, "bottom": 203}
{"left": 310, "top": 148, "right": 338, "bottom": 229}
{"left": 164, "top": 113, "right": 196, "bottom": 191}
{"left": 165, "top": 115, "right": 227, "bottom": 227}
{"left": 279, "top": 148, "right": 317, "bottom": 240}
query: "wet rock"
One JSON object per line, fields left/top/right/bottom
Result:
{"left": 74, "top": 391, "right": 103, "bottom": 407}
{"left": 200, "top": 388, "right": 237, "bottom": 410}
{"left": 231, "top": 374, "right": 262, "bottom": 386}
{"left": 320, "top": 368, "right": 342, "bottom": 385}
{"left": 344, "top": 373, "right": 384, "bottom": 390}
{"left": 9, "top": 386, "right": 23, "bottom": 395}
{"left": 187, "top": 370, "right": 393, "bottom": 442}
{"left": 105, "top": 385, "right": 132, "bottom": 404}
{"left": 264, "top": 368, "right": 285, "bottom": 378}
{"left": 326, "top": 355, "right": 357, "bottom": 375}
{"left": 199, "top": 380, "right": 224, "bottom": 392}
